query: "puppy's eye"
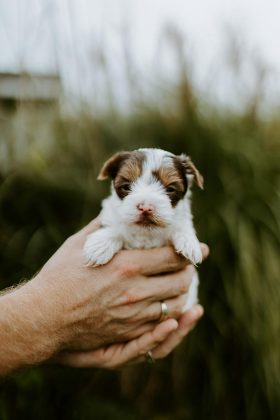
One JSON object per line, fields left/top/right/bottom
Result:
{"left": 166, "top": 186, "right": 177, "bottom": 193}
{"left": 120, "top": 183, "right": 131, "bottom": 192}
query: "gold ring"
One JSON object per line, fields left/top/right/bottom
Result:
{"left": 145, "top": 350, "right": 155, "bottom": 364}
{"left": 160, "top": 301, "right": 169, "bottom": 320}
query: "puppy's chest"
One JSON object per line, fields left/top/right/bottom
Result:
{"left": 122, "top": 228, "right": 171, "bottom": 250}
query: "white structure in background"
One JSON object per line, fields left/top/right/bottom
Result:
{"left": 0, "top": 72, "right": 61, "bottom": 112}
{"left": 0, "top": 72, "right": 62, "bottom": 171}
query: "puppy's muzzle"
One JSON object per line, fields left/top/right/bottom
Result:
{"left": 137, "top": 203, "right": 155, "bottom": 215}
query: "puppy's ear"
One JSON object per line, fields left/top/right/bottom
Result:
{"left": 179, "top": 154, "right": 204, "bottom": 189}
{"left": 97, "top": 152, "right": 131, "bottom": 180}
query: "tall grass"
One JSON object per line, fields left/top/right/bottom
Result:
{"left": 0, "top": 38, "right": 279, "bottom": 420}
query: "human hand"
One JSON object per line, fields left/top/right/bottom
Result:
{"left": 52, "top": 244, "right": 208, "bottom": 369}
{"left": 53, "top": 304, "right": 204, "bottom": 369}
{"left": 30, "top": 217, "right": 197, "bottom": 359}
{"left": 0, "top": 213, "right": 208, "bottom": 377}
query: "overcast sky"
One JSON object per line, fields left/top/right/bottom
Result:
{"left": 1, "top": 0, "right": 280, "bottom": 108}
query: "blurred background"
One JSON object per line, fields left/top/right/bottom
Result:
{"left": 0, "top": 1, "right": 279, "bottom": 419}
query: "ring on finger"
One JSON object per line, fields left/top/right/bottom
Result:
{"left": 145, "top": 350, "right": 155, "bottom": 364}
{"left": 159, "top": 301, "right": 169, "bottom": 321}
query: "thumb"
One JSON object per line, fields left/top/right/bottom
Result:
{"left": 73, "top": 216, "right": 102, "bottom": 243}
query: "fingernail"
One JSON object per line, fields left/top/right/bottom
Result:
{"left": 169, "top": 318, "right": 179, "bottom": 330}
{"left": 200, "top": 243, "right": 210, "bottom": 259}
{"left": 190, "top": 304, "right": 204, "bottom": 320}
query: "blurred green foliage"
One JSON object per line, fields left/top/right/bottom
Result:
{"left": 0, "top": 63, "right": 280, "bottom": 420}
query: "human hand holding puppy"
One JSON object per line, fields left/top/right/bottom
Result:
{"left": 53, "top": 219, "right": 208, "bottom": 369}
{"left": 0, "top": 217, "right": 208, "bottom": 376}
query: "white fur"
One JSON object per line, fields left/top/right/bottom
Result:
{"left": 84, "top": 148, "right": 202, "bottom": 310}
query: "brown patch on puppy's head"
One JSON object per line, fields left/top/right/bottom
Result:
{"left": 153, "top": 159, "right": 188, "bottom": 207}
{"left": 153, "top": 153, "right": 203, "bottom": 207}
{"left": 97, "top": 152, "right": 131, "bottom": 180}
{"left": 178, "top": 154, "right": 204, "bottom": 189}
{"left": 98, "top": 151, "right": 145, "bottom": 199}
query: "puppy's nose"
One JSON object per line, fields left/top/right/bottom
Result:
{"left": 137, "top": 203, "right": 154, "bottom": 214}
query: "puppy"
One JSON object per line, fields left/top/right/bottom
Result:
{"left": 84, "top": 148, "right": 203, "bottom": 310}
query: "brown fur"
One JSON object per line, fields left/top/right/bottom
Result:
{"left": 97, "top": 150, "right": 203, "bottom": 204}
{"left": 115, "top": 151, "right": 145, "bottom": 183}
{"left": 98, "top": 151, "right": 145, "bottom": 181}
{"left": 98, "top": 151, "right": 145, "bottom": 200}
{"left": 97, "top": 152, "right": 132, "bottom": 180}
{"left": 153, "top": 160, "right": 187, "bottom": 207}
{"left": 154, "top": 165, "right": 185, "bottom": 188}
{"left": 114, "top": 151, "right": 145, "bottom": 199}
{"left": 179, "top": 154, "right": 204, "bottom": 189}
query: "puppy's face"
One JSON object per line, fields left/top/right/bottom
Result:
{"left": 98, "top": 148, "right": 203, "bottom": 228}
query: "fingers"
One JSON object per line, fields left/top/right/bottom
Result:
{"left": 55, "top": 318, "right": 179, "bottom": 369}
{"left": 115, "top": 243, "right": 209, "bottom": 278}
{"left": 122, "top": 321, "right": 159, "bottom": 341}
{"left": 53, "top": 351, "right": 92, "bottom": 368}
{"left": 143, "top": 294, "right": 189, "bottom": 322}
{"left": 150, "top": 305, "right": 204, "bottom": 360}
{"left": 118, "top": 318, "right": 178, "bottom": 366}
{"left": 200, "top": 243, "right": 210, "bottom": 260}
{"left": 127, "top": 265, "right": 195, "bottom": 305}
{"left": 117, "top": 247, "right": 188, "bottom": 276}
{"left": 55, "top": 306, "right": 203, "bottom": 369}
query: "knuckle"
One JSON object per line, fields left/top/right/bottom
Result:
{"left": 151, "top": 310, "right": 161, "bottom": 322}
{"left": 165, "top": 249, "right": 186, "bottom": 270}
{"left": 139, "top": 304, "right": 158, "bottom": 322}
{"left": 178, "top": 276, "right": 190, "bottom": 294}
{"left": 115, "top": 261, "right": 141, "bottom": 279}
{"left": 172, "top": 298, "right": 185, "bottom": 318}
{"left": 122, "top": 288, "right": 140, "bottom": 305}
{"left": 164, "top": 248, "right": 180, "bottom": 268}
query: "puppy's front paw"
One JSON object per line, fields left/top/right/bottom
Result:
{"left": 173, "top": 234, "right": 202, "bottom": 265}
{"left": 84, "top": 229, "right": 122, "bottom": 266}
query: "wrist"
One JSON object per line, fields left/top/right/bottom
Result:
{"left": 0, "top": 276, "right": 64, "bottom": 375}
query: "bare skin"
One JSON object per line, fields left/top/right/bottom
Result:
{"left": 0, "top": 218, "right": 208, "bottom": 375}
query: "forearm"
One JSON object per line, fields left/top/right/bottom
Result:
{"left": 0, "top": 279, "right": 61, "bottom": 376}
{"left": 0, "top": 213, "right": 208, "bottom": 375}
